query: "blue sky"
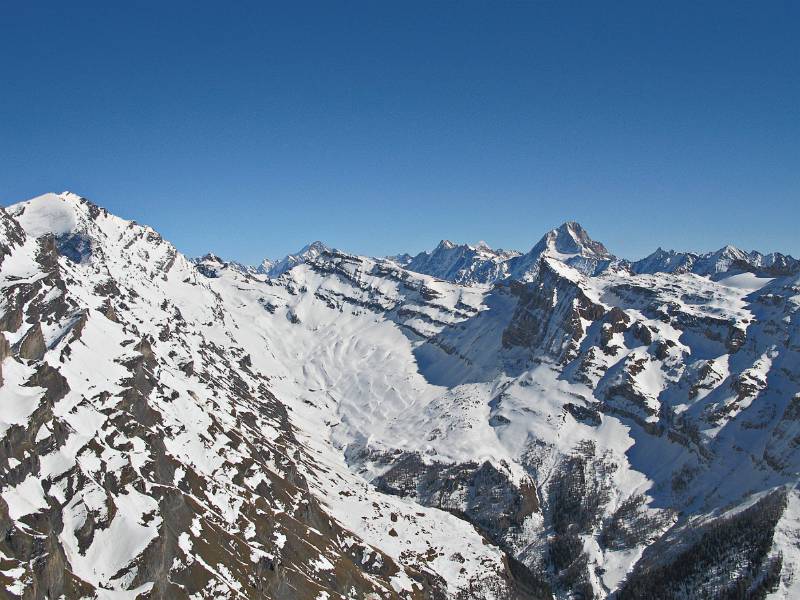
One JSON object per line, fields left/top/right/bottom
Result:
{"left": 1, "top": 1, "right": 798, "bottom": 263}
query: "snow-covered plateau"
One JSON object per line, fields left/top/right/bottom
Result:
{"left": 2, "top": 191, "right": 800, "bottom": 599}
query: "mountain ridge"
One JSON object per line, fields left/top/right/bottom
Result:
{"left": 240, "top": 217, "right": 800, "bottom": 286}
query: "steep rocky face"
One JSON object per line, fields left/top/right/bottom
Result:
{"left": 3, "top": 191, "right": 800, "bottom": 599}
{"left": 386, "top": 252, "right": 414, "bottom": 267}
{"left": 499, "top": 259, "right": 606, "bottom": 363}
{"left": 257, "top": 257, "right": 275, "bottom": 274}
{"left": 630, "top": 247, "right": 697, "bottom": 275}
{"left": 0, "top": 207, "right": 26, "bottom": 267}
{"left": 374, "top": 455, "right": 539, "bottom": 547}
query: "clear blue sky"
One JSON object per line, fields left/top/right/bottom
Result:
{"left": 1, "top": 1, "right": 798, "bottom": 263}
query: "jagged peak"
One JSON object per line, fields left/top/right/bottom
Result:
{"left": 385, "top": 252, "right": 413, "bottom": 266}
{"left": 426, "top": 239, "right": 516, "bottom": 257}
{"left": 263, "top": 240, "right": 332, "bottom": 277}
{"left": 647, "top": 246, "right": 669, "bottom": 257}
{"left": 198, "top": 252, "right": 224, "bottom": 264}
{"left": 277, "top": 240, "right": 329, "bottom": 262}
{"left": 297, "top": 240, "right": 328, "bottom": 254}
{"left": 712, "top": 244, "right": 745, "bottom": 258}
{"left": 535, "top": 221, "right": 610, "bottom": 258}
{"left": 557, "top": 220, "right": 583, "bottom": 233}
{"left": 641, "top": 246, "right": 694, "bottom": 260}
{"left": 434, "top": 239, "right": 457, "bottom": 251}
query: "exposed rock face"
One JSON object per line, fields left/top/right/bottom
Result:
{"left": 271, "top": 231, "right": 800, "bottom": 598}
{"left": 16, "top": 322, "right": 46, "bottom": 361}
{"left": 500, "top": 260, "right": 606, "bottom": 363}
{"left": 399, "top": 222, "right": 615, "bottom": 285}
{"left": 402, "top": 224, "right": 800, "bottom": 286}
{"left": 0, "top": 207, "right": 26, "bottom": 267}
{"left": 506, "top": 221, "right": 615, "bottom": 282}
{"left": 374, "top": 454, "right": 539, "bottom": 546}
{"left": 0, "top": 332, "right": 9, "bottom": 385}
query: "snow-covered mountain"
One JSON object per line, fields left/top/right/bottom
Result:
{"left": 403, "top": 240, "right": 521, "bottom": 286}
{"left": 256, "top": 257, "right": 274, "bottom": 275}
{"left": 3, "top": 191, "right": 800, "bottom": 600}
{"left": 385, "top": 252, "right": 413, "bottom": 267}
{"left": 401, "top": 222, "right": 799, "bottom": 287}
{"left": 632, "top": 245, "right": 800, "bottom": 278}
{"left": 399, "top": 222, "right": 615, "bottom": 286}
{"left": 506, "top": 221, "right": 615, "bottom": 282}
{"left": 258, "top": 241, "right": 330, "bottom": 278}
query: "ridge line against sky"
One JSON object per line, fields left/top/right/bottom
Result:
{"left": 1, "top": 1, "right": 798, "bottom": 263}
{"left": 4, "top": 190, "right": 798, "bottom": 267}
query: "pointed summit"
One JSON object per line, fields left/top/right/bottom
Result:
{"left": 547, "top": 221, "right": 610, "bottom": 257}
{"left": 265, "top": 240, "right": 330, "bottom": 277}
{"left": 507, "top": 221, "right": 614, "bottom": 281}
{"left": 435, "top": 239, "right": 457, "bottom": 251}
{"left": 692, "top": 245, "right": 750, "bottom": 276}
{"left": 632, "top": 247, "right": 697, "bottom": 274}
{"left": 200, "top": 252, "right": 224, "bottom": 263}
{"left": 401, "top": 223, "right": 612, "bottom": 284}
{"left": 256, "top": 257, "right": 275, "bottom": 274}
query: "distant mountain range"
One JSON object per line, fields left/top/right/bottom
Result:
{"left": 253, "top": 220, "right": 799, "bottom": 287}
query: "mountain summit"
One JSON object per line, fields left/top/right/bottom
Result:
{"left": 541, "top": 221, "right": 610, "bottom": 257}
{"left": 258, "top": 240, "right": 330, "bottom": 277}
{"left": 507, "top": 221, "right": 614, "bottom": 281}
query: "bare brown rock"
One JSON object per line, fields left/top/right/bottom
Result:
{"left": 16, "top": 322, "right": 46, "bottom": 361}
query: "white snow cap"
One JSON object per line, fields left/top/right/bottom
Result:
{"left": 7, "top": 192, "right": 81, "bottom": 237}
